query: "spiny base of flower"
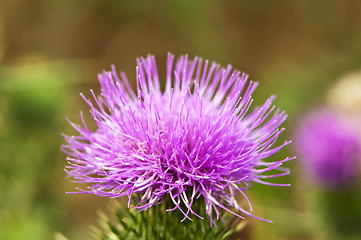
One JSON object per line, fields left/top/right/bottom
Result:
{"left": 96, "top": 198, "right": 248, "bottom": 240}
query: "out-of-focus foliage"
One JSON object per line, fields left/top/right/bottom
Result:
{"left": 0, "top": 62, "right": 71, "bottom": 240}
{"left": 1, "top": 0, "right": 361, "bottom": 239}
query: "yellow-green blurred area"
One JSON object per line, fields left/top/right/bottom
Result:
{"left": 1, "top": 0, "right": 361, "bottom": 239}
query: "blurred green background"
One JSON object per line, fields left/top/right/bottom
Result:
{"left": 1, "top": 0, "right": 361, "bottom": 239}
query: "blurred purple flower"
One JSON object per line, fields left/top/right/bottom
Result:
{"left": 294, "top": 109, "right": 361, "bottom": 188}
{"left": 63, "top": 53, "right": 292, "bottom": 224}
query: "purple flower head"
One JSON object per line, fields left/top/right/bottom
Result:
{"left": 294, "top": 109, "right": 361, "bottom": 188}
{"left": 63, "top": 53, "right": 293, "bottom": 225}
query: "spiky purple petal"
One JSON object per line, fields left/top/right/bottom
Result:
{"left": 63, "top": 53, "right": 292, "bottom": 225}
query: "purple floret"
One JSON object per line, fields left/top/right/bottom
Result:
{"left": 63, "top": 53, "right": 293, "bottom": 225}
{"left": 294, "top": 109, "right": 361, "bottom": 188}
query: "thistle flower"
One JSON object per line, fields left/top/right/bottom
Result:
{"left": 294, "top": 108, "right": 361, "bottom": 188}
{"left": 63, "top": 53, "right": 292, "bottom": 225}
